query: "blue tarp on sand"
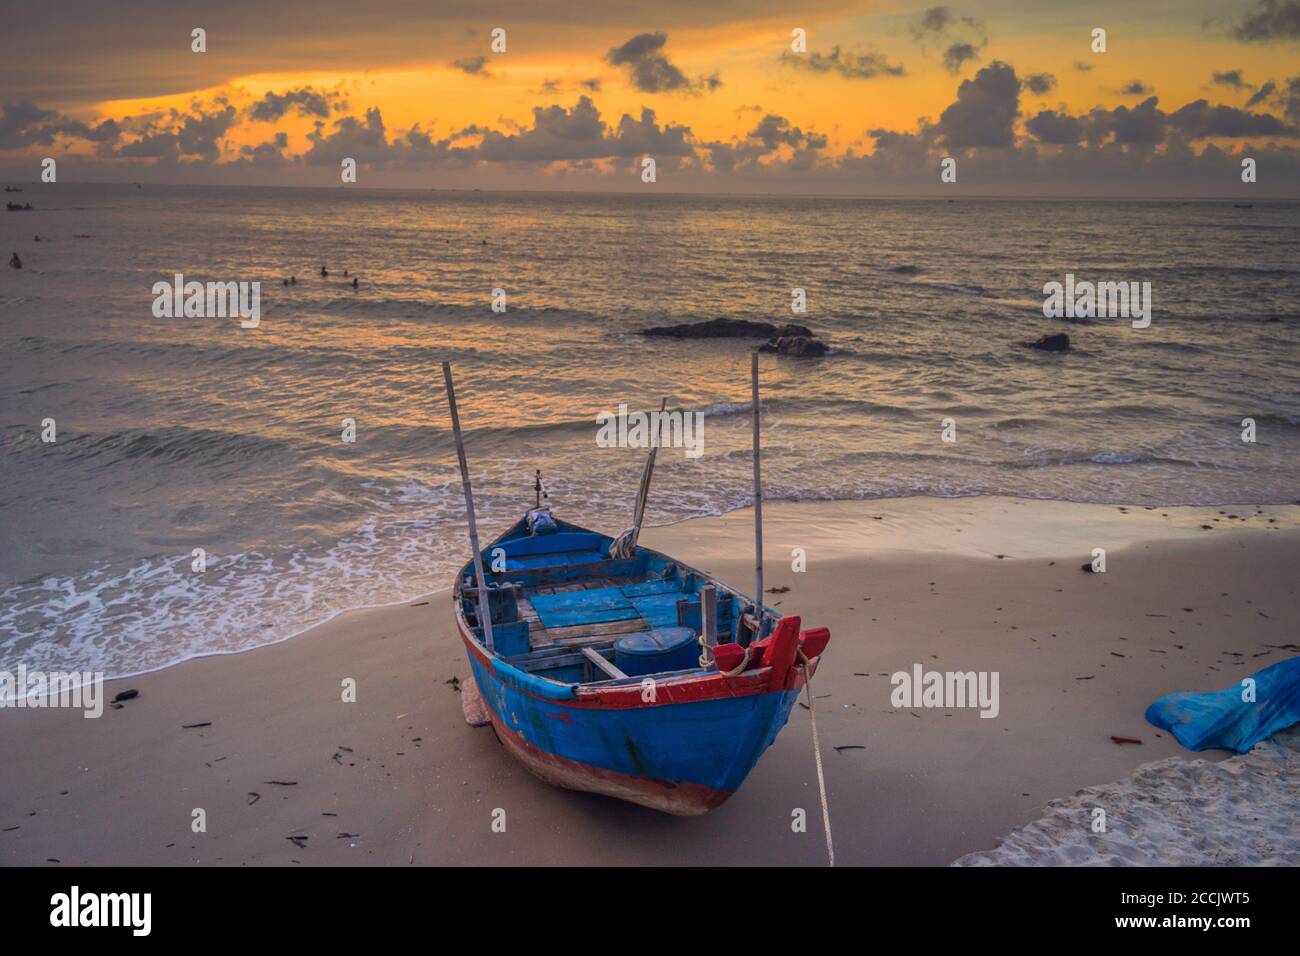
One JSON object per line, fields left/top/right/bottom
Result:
{"left": 1145, "top": 656, "right": 1300, "bottom": 753}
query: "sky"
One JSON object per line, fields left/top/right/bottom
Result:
{"left": 2, "top": 0, "right": 1299, "bottom": 195}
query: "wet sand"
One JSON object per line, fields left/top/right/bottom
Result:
{"left": 2, "top": 497, "right": 1297, "bottom": 865}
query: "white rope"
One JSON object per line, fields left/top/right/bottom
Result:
{"left": 799, "top": 650, "right": 835, "bottom": 867}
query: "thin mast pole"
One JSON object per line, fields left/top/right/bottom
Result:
{"left": 629, "top": 397, "right": 668, "bottom": 548}
{"left": 442, "top": 362, "right": 494, "bottom": 652}
{"left": 751, "top": 353, "right": 765, "bottom": 630}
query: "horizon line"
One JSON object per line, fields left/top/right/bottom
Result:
{"left": 3, "top": 180, "right": 1294, "bottom": 203}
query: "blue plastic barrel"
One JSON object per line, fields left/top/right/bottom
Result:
{"left": 614, "top": 627, "right": 699, "bottom": 676}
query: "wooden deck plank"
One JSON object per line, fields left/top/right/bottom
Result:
{"left": 628, "top": 592, "right": 695, "bottom": 628}
{"left": 530, "top": 587, "right": 639, "bottom": 630}
{"left": 550, "top": 618, "right": 651, "bottom": 643}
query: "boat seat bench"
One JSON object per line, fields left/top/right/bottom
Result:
{"left": 503, "top": 635, "right": 703, "bottom": 684}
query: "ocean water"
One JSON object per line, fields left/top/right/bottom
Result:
{"left": 2, "top": 184, "right": 1298, "bottom": 679}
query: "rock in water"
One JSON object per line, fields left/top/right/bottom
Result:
{"left": 640, "top": 318, "right": 812, "bottom": 339}
{"left": 759, "top": 335, "right": 830, "bottom": 357}
{"left": 1025, "top": 333, "right": 1070, "bottom": 352}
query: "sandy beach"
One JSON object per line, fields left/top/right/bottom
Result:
{"left": 2, "top": 496, "right": 1297, "bottom": 866}
{"left": 954, "top": 726, "right": 1300, "bottom": 866}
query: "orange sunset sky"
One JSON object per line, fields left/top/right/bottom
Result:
{"left": 2, "top": 0, "right": 1298, "bottom": 194}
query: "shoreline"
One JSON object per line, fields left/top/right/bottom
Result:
{"left": 7, "top": 494, "right": 1298, "bottom": 687}
{"left": 2, "top": 495, "right": 1297, "bottom": 865}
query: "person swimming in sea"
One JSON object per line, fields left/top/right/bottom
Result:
{"left": 352, "top": 277, "right": 358, "bottom": 288}
{"left": 343, "top": 269, "right": 349, "bottom": 277}
{"left": 320, "top": 265, "right": 328, "bottom": 277}
{"left": 9, "top": 252, "right": 21, "bottom": 269}
{"left": 290, "top": 275, "right": 297, "bottom": 285}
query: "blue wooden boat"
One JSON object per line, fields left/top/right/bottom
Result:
{"left": 453, "top": 511, "right": 831, "bottom": 814}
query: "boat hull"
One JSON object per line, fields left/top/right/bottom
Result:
{"left": 460, "top": 624, "right": 808, "bottom": 815}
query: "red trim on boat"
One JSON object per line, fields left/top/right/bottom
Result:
{"left": 458, "top": 620, "right": 816, "bottom": 710}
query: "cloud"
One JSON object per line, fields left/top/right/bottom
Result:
{"left": 232, "top": 132, "right": 291, "bottom": 168}
{"left": 612, "top": 107, "right": 698, "bottom": 157}
{"left": 0, "top": 1, "right": 860, "bottom": 105}
{"left": 782, "top": 45, "right": 905, "bottom": 79}
{"left": 911, "top": 6, "right": 988, "bottom": 73}
{"left": 1168, "top": 99, "right": 1296, "bottom": 137}
{"left": 174, "top": 106, "right": 238, "bottom": 161}
{"left": 1283, "top": 76, "right": 1300, "bottom": 121}
{"left": 837, "top": 135, "right": 1300, "bottom": 197}
{"left": 881, "top": 62, "right": 1166, "bottom": 152}
{"left": 749, "top": 114, "right": 827, "bottom": 150}
{"left": 302, "top": 107, "right": 446, "bottom": 167}
{"left": 1074, "top": 61, "right": 1093, "bottom": 72}
{"left": 1211, "top": 70, "right": 1249, "bottom": 90}
{"left": 1233, "top": 0, "right": 1300, "bottom": 41}
{"left": 464, "top": 96, "right": 694, "bottom": 162}
{"left": 1024, "top": 109, "right": 1085, "bottom": 145}
{"left": 469, "top": 97, "right": 608, "bottom": 161}
{"left": 452, "top": 56, "right": 490, "bottom": 76}
{"left": 943, "top": 43, "right": 981, "bottom": 74}
{"left": 1088, "top": 96, "right": 1166, "bottom": 145}
{"left": 1027, "top": 93, "right": 1300, "bottom": 146}
{"left": 1241, "top": 74, "right": 1300, "bottom": 121}
{"left": 936, "top": 61, "right": 1021, "bottom": 147}
{"left": 704, "top": 112, "right": 827, "bottom": 172}
{"left": 114, "top": 105, "right": 238, "bottom": 162}
{"left": 915, "top": 6, "right": 952, "bottom": 34}
{"left": 581, "top": 78, "right": 602, "bottom": 92}
{"left": 911, "top": 6, "right": 984, "bottom": 40}
{"left": 704, "top": 139, "right": 766, "bottom": 173}
{"left": 1246, "top": 80, "right": 1278, "bottom": 107}
{"left": 1023, "top": 73, "right": 1057, "bottom": 95}
{"left": 606, "top": 32, "right": 718, "bottom": 94}
{"left": 6, "top": 49, "right": 1300, "bottom": 196}
{"left": 7, "top": 92, "right": 702, "bottom": 174}
{"left": 246, "top": 88, "right": 336, "bottom": 122}
{"left": 0, "top": 100, "right": 121, "bottom": 149}
{"left": 0, "top": 100, "right": 62, "bottom": 148}
{"left": 1120, "top": 80, "right": 1153, "bottom": 96}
